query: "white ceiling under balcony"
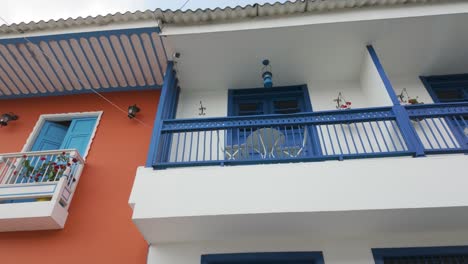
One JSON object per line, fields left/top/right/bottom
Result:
{"left": 169, "top": 12, "right": 468, "bottom": 91}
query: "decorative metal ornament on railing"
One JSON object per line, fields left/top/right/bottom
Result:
{"left": 334, "top": 92, "right": 352, "bottom": 110}
{"left": 398, "top": 88, "right": 423, "bottom": 105}
{"left": 199, "top": 101, "right": 206, "bottom": 116}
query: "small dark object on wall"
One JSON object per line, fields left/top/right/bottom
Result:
{"left": 128, "top": 104, "right": 140, "bottom": 119}
{"left": 0, "top": 112, "right": 18, "bottom": 127}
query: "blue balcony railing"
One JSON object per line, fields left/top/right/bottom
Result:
{"left": 405, "top": 102, "right": 468, "bottom": 154}
{"left": 150, "top": 102, "right": 467, "bottom": 168}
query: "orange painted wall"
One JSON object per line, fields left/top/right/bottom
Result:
{"left": 0, "top": 90, "right": 160, "bottom": 264}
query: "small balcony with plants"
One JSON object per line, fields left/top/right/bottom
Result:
{"left": 0, "top": 149, "right": 84, "bottom": 231}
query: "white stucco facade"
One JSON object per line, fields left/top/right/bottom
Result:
{"left": 129, "top": 2, "right": 468, "bottom": 264}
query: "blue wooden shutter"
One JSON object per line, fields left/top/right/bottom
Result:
{"left": 60, "top": 117, "right": 97, "bottom": 157}
{"left": 31, "top": 121, "right": 69, "bottom": 151}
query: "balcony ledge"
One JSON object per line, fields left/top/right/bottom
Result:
{"left": 130, "top": 154, "right": 468, "bottom": 243}
{"left": 0, "top": 193, "right": 68, "bottom": 231}
{"left": 0, "top": 149, "right": 84, "bottom": 232}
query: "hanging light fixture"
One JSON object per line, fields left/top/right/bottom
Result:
{"left": 128, "top": 104, "right": 140, "bottom": 119}
{"left": 0, "top": 112, "right": 18, "bottom": 127}
{"left": 261, "top": 59, "right": 273, "bottom": 88}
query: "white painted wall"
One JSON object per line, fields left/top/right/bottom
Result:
{"left": 147, "top": 230, "right": 468, "bottom": 264}
{"left": 307, "top": 80, "right": 369, "bottom": 111}
{"left": 359, "top": 51, "right": 393, "bottom": 107}
{"left": 391, "top": 76, "right": 435, "bottom": 105}
{"left": 131, "top": 155, "right": 468, "bottom": 220}
{"left": 176, "top": 89, "right": 228, "bottom": 119}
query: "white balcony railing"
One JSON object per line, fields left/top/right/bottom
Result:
{"left": 0, "top": 149, "right": 84, "bottom": 208}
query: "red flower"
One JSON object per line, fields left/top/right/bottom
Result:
{"left": 341, "top": 105, "right": 347, "bottom": 108}
{"left": 60, "top": 165, "right": 66, "bottom": 169}
{"left": 54, "top": 165, "right": 60, "bottom": 170}
{"left": 35, "top": 173, "right": 42, "bottom": 177}
{"left": 67, "top": 163, "right": 71, "bottom": 167}
{"left": 40, "top": 157, "right": 46, "bottom": 161}
{"left": 62, "top": 151, "right": 66, "bottom": 155}
{"left": 13, "top": 171, "right": 17, "bottom": 175}
{"left": 22, "top": 155, "right": 27, "bottom": 158}
{"left": 72, "top": 158, "right": 78, "bottom": 163}
{"left": 346, "top": 101, "right": 352, "bottom": 106}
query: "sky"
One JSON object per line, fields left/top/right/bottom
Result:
{"left": 1, "top": 0, "right": 286, "bottom": 25}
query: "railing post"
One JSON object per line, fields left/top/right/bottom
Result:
{"left": 146, "top": 62, "right": 175, "bottom": 168}
{"left": 392, "top": 105, "right": 425, "bottom": 157}
{"left": 367, "top": 45, "right": 425, "bottom": 157}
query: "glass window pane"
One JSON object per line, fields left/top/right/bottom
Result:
{"left": 238, "top": 102, "right": 263, "bottom": 116}
{"left": 273, "top": 100, "right": 300, "bottom": 114}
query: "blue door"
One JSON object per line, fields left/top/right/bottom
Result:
{"left": 31, "top": 121, "right": 69, "bottom": 151}
{"left": 15, "top": 121, "right": 69, "bottom": 184}
{"left": 59, "top": 117, "right": 97, "bottom": 157}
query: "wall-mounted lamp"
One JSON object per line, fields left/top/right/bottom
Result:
{"left": 0, "top": 112, "right": 18, "bottom": 127}
{"left": 128, "top": 104, "right": 140, "bottom": 119}
{"left": 261, "top": 59, "right": 273, "bottom": 88}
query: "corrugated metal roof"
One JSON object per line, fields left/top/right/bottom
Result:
{"left": 0, "top": 0, "right": 454, "bottom": 35}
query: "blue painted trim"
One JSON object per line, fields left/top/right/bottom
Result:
{"left": 0, "top": 27, "right": 160, "bottom": 45}
{"left": 0, "top": 51, "right": 33, "bottom": 94}
{"left": 419, "top": 75, "right": 468, "bottom": 148}
{"left": 62, "top": 39, "right": 93, "bottom": 89}
{"left": 102, "top": 36, "right": 132, "bottom": 87}
{"left": 420, "top": 76, "right": 440, "bottom": 103}
{"left": 154, "top": 151, "right": 414, "bottom": 169}
{"left": 0, "top": 62, "right": 17, "bottom": 95}
{"left": 93, "top": 37, "right": 121, "bottom": 87}
{"left": 147, "top": 32, "right": 165, "bottom": 82}
{"left": 166, "top": 105, "right": 395, "bottom": 125}
{"left": 372, "top": 246, "right": 468, "bottom": 264}
{"left": 55, "top": 39, "right": 87, "bottom": 90}
{"left": 134, "top": 34, "right": 158, "bottom": 85}
{"left": 42, "top": 41, "right": 75, "bottom": 91}
{"left": 28, "top": 40, "right": 68, "bottom": 91}
{"left": 146, "top": 62, "right": 174, "bottom": 167}
{"left": 392, "top": 105, "right": 425, "bottom": 157}
{"left": 0, "top": 183, "right": 57, "bottom": 189}
{"left": 80, "top": 38, "right": 111, "bottom": 88}
{"left": 0, "top": 27, "right": 164, "bottom": 98}
{"left": 0, "top": 84, "right": 160, "bottom": 100}
{"left": 201, "top": 252, "right": 325, "bottom": 264}
{"left": 366, "top": 45, "right": 400, "bottom": 105}
{"left": 127, "top": 34, "right": 148, "bottom": 85}
{"left": 116, "top": 35, "right": 140, "bottom": 87}
{"left": 0, "top": 183, "right": 57, "bottom": 197}
{"left": 5, "top": 44, "right": 45, "bottom": 93}
{"left": 159, "top": 35, "right": 169, "bottom": 62}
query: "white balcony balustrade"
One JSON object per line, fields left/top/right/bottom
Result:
{"left": 0, "top": 149, "right": 84, "bottom": 232}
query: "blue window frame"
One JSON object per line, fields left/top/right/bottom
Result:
{"left": 372, "top": 246, "right": 468, "bottom": 264}
{"left": 225, "top": 85, "right": 322, "bottom": 159}
{"left": 420, "top": 74, "right": 468, "bottom": 103}
{"left": 201, "top": 252, "right": 325, "bottom": 264}
{"left": 228, "top": 85, "right": 312, "bottom": 116}
{"left": 420, "top": 74, "right": 468, "bottom": 148}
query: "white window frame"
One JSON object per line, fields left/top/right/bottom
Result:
{"left": 21, "top": 111, "right": 103, "bottom": 160}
